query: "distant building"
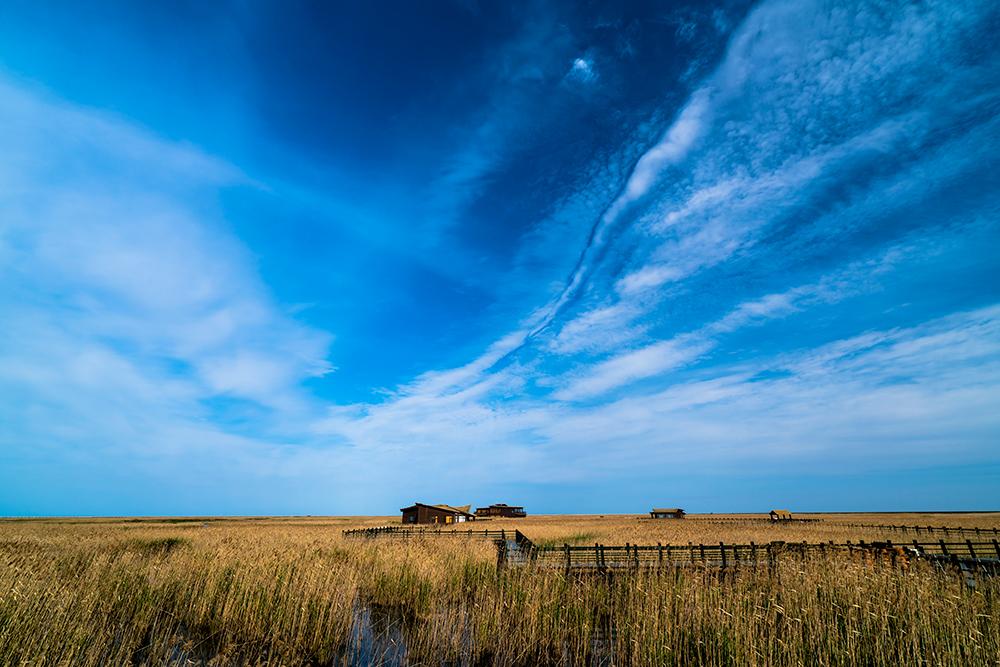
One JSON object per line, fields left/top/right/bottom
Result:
{"left": 475, "top": 503, "right": 527, "bottom": 518}
{"left": 769, "top": 509, "right": 793, "bottom": 522}
{"left": 400, "top": 503, "right": 475, "bottom": 525}
{"left": 649, "top": 508, "right": 686, "bottom": 519}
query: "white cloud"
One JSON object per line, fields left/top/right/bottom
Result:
{"left": 311, "top": 301, "right": 1000, "bottom": 489}
{"left": 548, "top": 303, "right": 646, "bottom": 355}
{"left": 309, "top": 0, "right": 1000, "bottom": 491}
{"left": 0, "top": 73, "right": 334, "bottom": 449}
{"left": 566, "top": 57, "right": 596, "bottom": 83}
{"left": 554, "top": 336, "right": 711, "bottom": 401}
{"left": 618, "top": 89, "right": 711, "bottom": 206}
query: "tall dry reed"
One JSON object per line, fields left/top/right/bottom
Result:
{"left": 0, "top": 516, "right": 996, "bottom": 665}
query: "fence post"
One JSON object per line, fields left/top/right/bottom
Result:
{"left": 595, "top": 543, "right": 601, "bottom": 572}
{"left": 966, "top": 540, "right": 978, "bottom": 562}
{"left": 658, "top": 542, "right": 663, "bottom": 568}
{"left": 720, "top": 542, "right": 727, "bottom": 569}
{"left": 939, "top": 540, "right": 949, "bottom": 556}
{"left": 992, "top": 539, "right": 1000, "bottom": 560}
{"left": 634, "top": 544, "right": 640, "bottom": 569}
{"left": 564, "top": 544, "right": 571, "bottom": 574}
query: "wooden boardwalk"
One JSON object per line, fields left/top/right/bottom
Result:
{"left": 341, "top": 526, "right": 1000, "bottom": 575}
{"left": 343, "top": 525, "right": 535, "bottom": 549}
{"left": 828, "top": 523, "right": 1000, "bottom": 537}
{"left": 519, "top": 539, "right": 1000, "bottom": 573}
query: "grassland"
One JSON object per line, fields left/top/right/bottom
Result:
{"left": 1, "top": 513, "right": 998, "bottom": 665}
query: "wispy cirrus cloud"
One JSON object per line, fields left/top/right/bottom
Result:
{"left": 313, "top": 0, "right": 1000, "bottom": 500}
{"left": 0, "top": 73, "right": 333, "bottom": 461}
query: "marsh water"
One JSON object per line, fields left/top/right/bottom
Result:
{"left": 161, "top": 599, "right": 615, "bottom": 666}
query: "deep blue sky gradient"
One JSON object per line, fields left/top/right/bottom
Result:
{"left": 1, "top": 0, "right": 998, "bottom": 515}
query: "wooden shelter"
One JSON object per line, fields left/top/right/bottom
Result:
{"left": 400, "top": 503, "right": 475, "bottom": 525}
{"left": 475, "top": 503, "right": 527, "bottom": 518}
{"left": 769, "top": 509, "right": 793, "bottom": 522}
{"left": 649, "top": 508, "right": 686, "bottom": 519}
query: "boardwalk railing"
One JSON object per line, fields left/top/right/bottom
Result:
{"left": 530, "top": 541, "right": 828, "bottom": 571}
{"left": 684, "top": 517, "right": 820, "bottom": 524}
{"left": 520, "top": 539, "right": 1000, "bottom": 572}
{"left": 341, "top": 526, "right": 1000, "bottom": 575}
{"left": 830, "top": 523, "right": 1000, "bottom": 537}
{"left": 343, "top": 525, "right": 534, "bottom": 549}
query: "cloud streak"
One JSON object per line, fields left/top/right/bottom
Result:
{"left": 313, "top": 0, "right": 1000, "bottom": 498}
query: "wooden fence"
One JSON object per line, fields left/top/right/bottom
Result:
{"left": 521, "top": 539, "right": 1000, "bottom": 572}
{"left": 343, "top": 525, "right": 534, "bottom": 548}
{"left": 684, "top": 517, "right": 819, "bottom": 524}
{"left": 341, "top": 525, "right": 1000, "bottom": 575}
{"left": 829, "top": 523, "right": 1000, "bottom": 537}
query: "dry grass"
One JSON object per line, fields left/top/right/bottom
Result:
{"left": 0, "top": 514, "right": 997, "bottom": 665}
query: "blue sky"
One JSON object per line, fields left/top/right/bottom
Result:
{"left": 1, "top": 0, "right": 998, "bottom": 516}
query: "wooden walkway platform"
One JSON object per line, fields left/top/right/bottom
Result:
{"left": 520, "top": 539, "right": 1000, "bottom": 573}
{"left": 341, "top": 526, "right": 999, "bottom": 575}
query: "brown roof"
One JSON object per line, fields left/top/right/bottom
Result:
{"left": 651, "top": 508, "right": 684, "bottom": 513}
{"left": 435, "top": 503, "right": 473, "bottom": 515}
{"left": 400, "top": 502, "right": 474, "bottom": 516}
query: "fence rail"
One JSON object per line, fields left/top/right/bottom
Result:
{"left": 684, "top": 517, "right": 819, "bottom": 524}
{"left": 522, "top": 539, "right": 1000, "bottom": 572}
{"left": 829, "top": 523, "right": 1000, "bottom": 537}
{"left": 341, "top": 525, "right": 1000, "bottom": 576}
{"left": 343, "top": 525, "right": 534, "bottom": 548}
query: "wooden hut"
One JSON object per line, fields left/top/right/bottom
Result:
{"left": 649, "top": 508, "right": 686, "bottom": 519}
{"left": 400, "top": 503, "right": 475, "bottom": 525}
{"left": 475, "top": 503, "right": 527, "bottom": 518}
{"left": 769, "top": 509, "right": 793, "bottom": 522}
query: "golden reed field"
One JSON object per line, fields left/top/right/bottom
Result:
{"left": 1, "top": 513, "right": 998, "bottom": 666}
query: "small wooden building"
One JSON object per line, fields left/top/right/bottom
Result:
{"left": 475, "top": 503, "right": 527, "bottom": 518}
{"left": 649, "top": 508, "right": 686, "bottom": 519}
{"left": 400, "top": 503, "right": 475, "bottom": 525}
{"left": 769, "top": 509, "right": 793, "bottom": 522}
